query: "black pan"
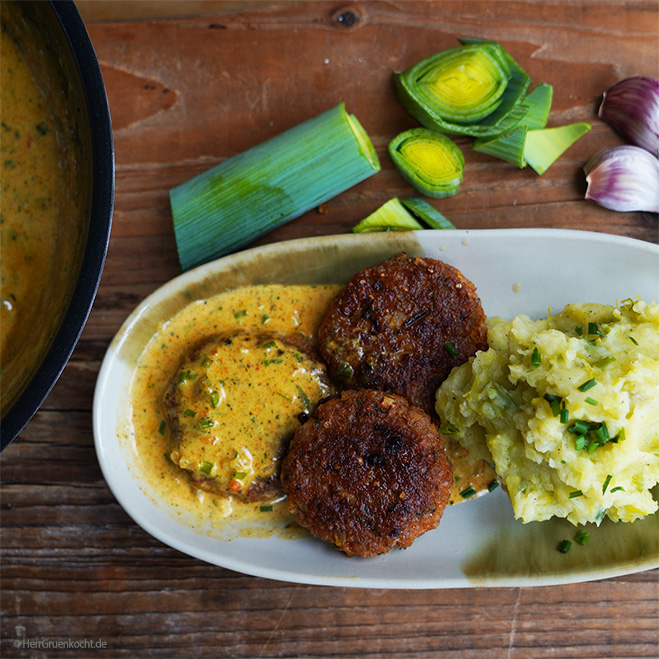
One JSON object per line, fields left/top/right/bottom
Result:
{"left": 0, "top": 1, "right": 114, "bottom": 450}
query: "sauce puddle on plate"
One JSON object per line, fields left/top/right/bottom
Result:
{"left": 125, "top": 283, "right": 495, "bottom": 540}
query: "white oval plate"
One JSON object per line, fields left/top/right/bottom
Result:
{"left": 94, "top": 229, "right": 659, "bottom": 588}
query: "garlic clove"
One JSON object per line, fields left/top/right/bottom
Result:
{"left": 599, "top": 77, "right": 659, "bottom": 156}
{"left": 584, "top": 145, "right": 659, "bottom": 213}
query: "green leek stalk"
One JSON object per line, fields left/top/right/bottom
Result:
{"left": 388, "top": 128, "right": 464, "bottom": 198}
{"left": 352, "top": 197, "right": 456, "bottom": 233}
{"left": 394, "top": 40, "right": 531, "bottom": 138}
{"left": 169, "top": 103, "right": 380, "bottom": 271}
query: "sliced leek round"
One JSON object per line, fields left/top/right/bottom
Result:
{"left": 394, "top": 40, "right": 531, "bottom": 138}
{"left": 388, "top": 128, "right": 464, "bottom": 199}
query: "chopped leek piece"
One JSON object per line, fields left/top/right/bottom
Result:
{"left": 352, "top": 198, "right": 424, "bottom": 233}
{"left": 472, "top": 83, "right": 554, "bottom": 167}
{"left": 394, "top": 40, "right": 531, "bottom": 137}
{"left": 170, "top": 103, "right": 380, "bottom": 271}
{"left": 524, "top": 122, "right": 592, "bottom": 175}
{"left": 352, "top": 197, "right": 457, "bottom": 233}
{"left": 400, "top": 197, "right": 456, "bottom": 230}
{"left": 473, "top": 124, "right": 528, "bottom": 168}
{"left": 521, "top": 83, "right": 554, "bottom": 130}
{"left": 388, "top": 128, "right": 464, "bottom": 198}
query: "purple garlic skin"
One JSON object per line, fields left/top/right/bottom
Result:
{"left": 584, "top": 145, "right": 659, "bottom": 213}
{"left": 599, "top": 77, "right": 659, "bottom": 155}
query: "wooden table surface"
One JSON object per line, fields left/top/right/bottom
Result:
{"left": 2, "top": 1, "right": 658, "bottom": 657}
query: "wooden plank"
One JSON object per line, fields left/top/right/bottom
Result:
{"left": 1, "top": 2, "right": 657, "bottom": 658}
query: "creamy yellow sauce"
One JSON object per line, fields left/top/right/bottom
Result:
{"left": 129, "top": 284, "right": 341, "bottom": 538}
{"left": 0, "top": 12, "right": 86, "bottom": 413}
{"left": 0, "top": 30, "right": 61, "bottom": 362}
{"left": 168, "top": 332, "right": 333, "bottom": 498}
{"left": 128, "top": 283, "right": 495, "bottom": 539}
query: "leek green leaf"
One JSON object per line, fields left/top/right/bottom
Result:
{"left": 521, "top": 83, "right": 553, "bottom": 130}
{"left": 473, "top": 125, "right": 528, "bottom": 168}
{"left": 524, "top": 122, "right": 592, "bottom": 174}
{"left": 400, "top": 198, "right": 456, "bottom": 230}
{"left": 352, "top": 198, "right": 423, "bottom": 233}
{"left": 388, "top": 128, "right": 464, "bottom": 199}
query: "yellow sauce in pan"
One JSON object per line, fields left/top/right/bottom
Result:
{"left": 127, "top": 283, "right": 495, "bottom": 539}
{"left": 0, "top": 29, "right": 63, "bottom": 387}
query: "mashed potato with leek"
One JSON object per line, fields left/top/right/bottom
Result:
{"left": 435, "top": 298, "right": 659, "bottom": 526}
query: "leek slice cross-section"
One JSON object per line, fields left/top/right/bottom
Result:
{"left": 169, "top": 103, "right": 380, "bottom": 271}
{"left": 394, "top": 40, "right": 531, "bottom": 138}
{"left": 388, "top": 128, "right": 464, "bottom": 198}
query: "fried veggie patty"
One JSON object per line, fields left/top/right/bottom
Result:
{"left": 318, "top": 252, "right": 488, "bottom": 415}
{"left": 164, "top": 331, "right": 333, "bottom": 501}
{"left": 280, "top": 389, "right": 453, "bottom": 557}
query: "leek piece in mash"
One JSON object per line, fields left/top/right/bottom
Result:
{"left": 435, "top": 299, "right": 659, "bottom": 526}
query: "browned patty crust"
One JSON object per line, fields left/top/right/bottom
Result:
{"left": 280, "top": 389, "right": 453, "bottom": 557}
{"left": 317, "top": 253, "right": 488, "bottom": 416}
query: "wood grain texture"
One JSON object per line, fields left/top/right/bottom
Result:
{"left": 1, "top": 1, "right": 658, "bottom": 657}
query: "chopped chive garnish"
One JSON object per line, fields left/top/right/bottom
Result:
{"left": 574, "top": 530, "right": 590, "bottom": 545}
{"left": 197, "top": 417, "right": 214, "bottom": 430}
{"left": 259, "top": 504, "right": 273, "bottom": 512}
{"left": 578, "top": 378, "right": 597, "bottom": 392}
{"left": 610, "top": 486, "right": 625, "bottom": 493}
{"left": 560, "top": 405, "right": 569, "bottom": 424}
{"left": 199, "top": 460, "right": 214, "bottom": 475}
{"left": 602, "top": 474, "right": 612, "bottom": 494}
{"left": 575, "top": 325, "right": 583, "bottom": 336}
{"left": 587, "top": 322, "right": 605, "bottom": 337}
{"left": 438, "top": 420, "right": 460, "bottom": 435}
{"left": 183, "top": 408, "right": 196, "bottom": 418}
{"left": 574, "top": 435, "right": 587, "bottom": 451}
{"left": 594, "top": 422, "right": 610, "bottom": 443}
{"left": 595, "top": 509, "right": 607, "bottom": 523}
{"left": 594, "top": 355, "right": 616, "bottom": 369}
{"left": 570, "top": 419, "right": 590, "bottom": 435}
{"left": 544, "top": 393, "right": 563, "bottom": 417}
{"left": 233, "top": 470, "right": 248, "bottom": 480}
{"left": 210, "top": 391, "right": 220, "bottom": 408}
{"left": 158, "top": 420, "right": 167, "bottom": 436}
{"left": 261, "top": 340, "right": 278, "bottom": 350}
{"left": 201, "top": 356, "right": 211, "bottom": 368}
{"left": 557, "top": 539, "right": 572, "bottom": 554}
{"left": 296, "top": 386, "right": 312, "bottom": 411}
{"left": 627, "top": 335, "right": 639, "bottom": 346}
{"left": 459, "top": 485, "right": 477, "bottom": 499}
{"left": 531, "top": 346, "right": 541, "bottom": 368}
{"left": 568, "top": 490, "right": 583, "bottom": 498}
{"left": 444, "top": 341, "right": 459, "bottom": 357}
{"left": 178, "top": 369, "right": 197, "bottom": 384}
{"left": 584, "top": 397, "right": 598, "bottom": 406}
{"left": 487, "top": 480, "right": 500, "bottom": 492}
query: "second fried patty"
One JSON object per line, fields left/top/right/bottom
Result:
{"left": 280, "top": 389, "right": 453, "bottom": 557}
{"left": 318, "top": 252, "right": 488, "bottom": 415}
